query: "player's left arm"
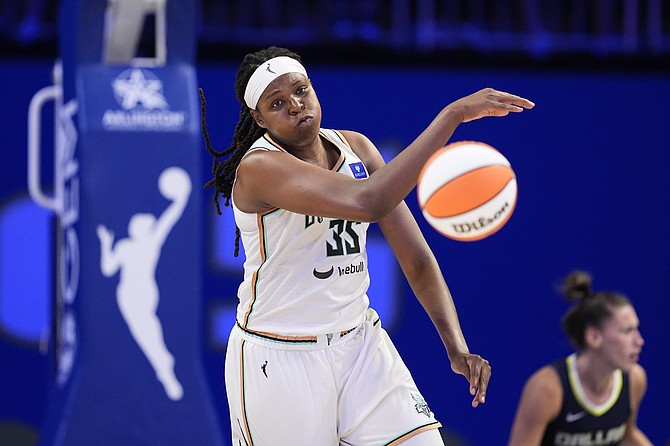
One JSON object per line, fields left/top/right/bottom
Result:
{"left": 343, "top": 130, "right": 491, "bottom": 408}
{"left": 97, "top": 225, "right": 120, "bottom": 276}
{"left": 621, "top": 364, "right": 653, "bottom": 446}
{"left": 154, "top": 176, "right": 192, "bottom": 242}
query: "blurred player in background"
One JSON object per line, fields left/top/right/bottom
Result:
{"left": 508, "top": 270, "right": 652, "bottom": 446}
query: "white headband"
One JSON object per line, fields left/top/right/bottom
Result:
{"left": 243, "top": 56, "right": 308, "bottom": 110}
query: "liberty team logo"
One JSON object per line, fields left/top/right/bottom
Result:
{"left": 96, "top": 167, "right": 191, "bottom": 400}
{"left": 411, "top": 392, "right": 433, "bottom": 418}
{"left": 102, "top": 68, "right": 185, "bottom": 131}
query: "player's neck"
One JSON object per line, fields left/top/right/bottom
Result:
{"left": 291, "top": 135, "right": 339, "bottom": 170}
{"left": 575, "top": 353, "right": 615, "bottom": 403}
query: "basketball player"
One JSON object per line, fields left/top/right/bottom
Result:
{"left": 201, "top": 46, "right": 534, "bottom": 445}
{"left": 508, "top": 271, "right": 652, "bottom": 446}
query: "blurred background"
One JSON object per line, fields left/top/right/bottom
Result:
{"left": 2, "top": 0, "right": 670, "bottom": 63}
{"left": 1, "top": 1, "right": 669, "bottom": 445}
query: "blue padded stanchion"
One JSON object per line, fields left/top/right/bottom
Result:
{"left": 33, "top": 0, "right": 224, "bottom": 444}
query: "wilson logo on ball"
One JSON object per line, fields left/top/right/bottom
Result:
{"left": 417, "top": 141, "right": 517, "bottom": 241}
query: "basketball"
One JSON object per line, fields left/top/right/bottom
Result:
{"left": 159, "top": 166, "right": 192, "bottom": 200}
{"left": 417, "top": 141, "right": 517, "bottom": 241}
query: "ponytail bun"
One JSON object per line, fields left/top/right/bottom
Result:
{"left": 561, "top": 270, "right": 593, "bottom": 302}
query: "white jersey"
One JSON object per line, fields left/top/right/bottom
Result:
{"left": 232, "top": 129, "right": 371, "bottom": 336}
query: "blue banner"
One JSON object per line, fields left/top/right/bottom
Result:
{"left": 37, "top": 0, "right": 223, "bottom": 444}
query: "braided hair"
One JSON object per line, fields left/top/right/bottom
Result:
{"left": 559, "top": 271, "right": 632, "bottom": 350}
{"left": 200, "top": 46, "right": 303, "bottom": 256}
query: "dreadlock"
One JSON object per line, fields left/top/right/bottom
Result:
{"left": 200, "top": 46, "right": 303, "bottom": 256}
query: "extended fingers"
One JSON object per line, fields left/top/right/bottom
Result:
{"left": 492, "top": 89, "right": 535, "bottom": 111}
{"left": 468, "top": 356, "right": 491, "bottom": 408}
{"left": 459, "top": 88, "right": 534, "bottom": 122}
{"left": 479, "top": 88, "right": 534, "bottom": 113}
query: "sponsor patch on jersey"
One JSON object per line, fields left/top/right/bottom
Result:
{"left": 348, "top": 162, "right": 368, "bottom": 179}
{"left": 313, "top": 266, "right": 334, "bottom": 279}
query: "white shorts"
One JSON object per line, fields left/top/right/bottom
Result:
{"left": 224, "top": 308, "right": 442, "bottom": 446}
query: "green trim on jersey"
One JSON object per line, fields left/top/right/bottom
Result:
{"left": 566, "top": 353, "right": 623, "bottom": 416}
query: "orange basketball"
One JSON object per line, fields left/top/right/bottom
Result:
{"left": 417, "top": 141, "right": 517, "bottom": 241}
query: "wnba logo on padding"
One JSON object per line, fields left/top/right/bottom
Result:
{"left": 97, "top": 167, "right": 191, "bottom": 400}
{"left": 102, "top": 68, "right": 185, "bottom": 132}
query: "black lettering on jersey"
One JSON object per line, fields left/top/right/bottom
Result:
{"left": 305, "top": 215, "right": 324, "bottom": 228}
{"left": 326, "top": 220, "right": 361, "bottom": 257}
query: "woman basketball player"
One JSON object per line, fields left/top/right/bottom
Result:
{"left": 201, "top": 46, "right": 533, "bottom": 445}
{"left": 508, "top": 271, "right": 651, "bottom": 446}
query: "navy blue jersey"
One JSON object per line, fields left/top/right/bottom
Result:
{"left": 541, "top": 354, "right": 630, "bottom": 446}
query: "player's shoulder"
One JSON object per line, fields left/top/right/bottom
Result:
{"left": 518, "top": 364, "right": 563, "bottom": 423}
{"left": 530, "top": 364, "right": 561, "bottom": 386}
{"left": 524, "top": 364, "right": 563, "bottom": 400}
{"left": 628, "top": 363, "right": 648, "bottom": 396}
{"left": 334, "top": 129, "right": 372, "bottom": 147}
{"left": 333, "top": 129, "right": 383, "bottom": 168}
{"left": 629, "top": 362, "right": 647, "bottom": 377}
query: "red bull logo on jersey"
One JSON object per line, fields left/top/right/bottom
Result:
{"left": 313, "top": 260, "right": 366, "bottom": 280}
{"left": 337, "top": 261, "right": 365, "bottom": 276}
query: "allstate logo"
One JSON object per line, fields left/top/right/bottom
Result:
{"left": 102, "top": 68, "right": 185, "bottom": 132}
{"left": 112, "top": 68, "right": 168, "bottom": 110}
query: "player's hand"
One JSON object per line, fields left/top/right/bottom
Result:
{"left": 447, "top": 88, "right": 534, "bottom": 123}
{"left": 450, "top": 352, "right": 491, "bottom": 408}
{"left": 96, "top": 225, "right": 114, "bottom": 244}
